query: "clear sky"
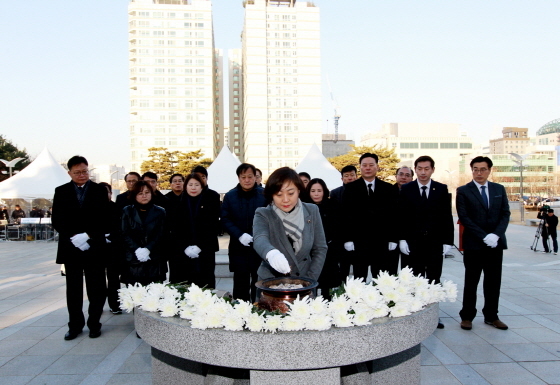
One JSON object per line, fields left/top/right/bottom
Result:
{"left": 1, "top": 0, "right": 558, "bottom": 168}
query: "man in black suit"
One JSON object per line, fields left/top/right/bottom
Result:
{"left": 398, "top": 156, "right": 454, "bottom": 328}
{"left": 52, "top": 155, "right": 110, "bottom": 340}
{"left": 115, "top": 172, "right": 141, "bottom": 214}
{"left": 141, "top": 172, "right": 169, "bottom": 210}
{"left": 341, "top": 153, "right": 399, "bottom": 281}
{"left": 456, "top": 156, "right": 510, "bottom": 331}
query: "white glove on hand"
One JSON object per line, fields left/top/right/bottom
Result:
{"left": 105, "top": 234, "right": 111, "bottom": 244}
{"left": 443, "top": 244, "right": 452, "bottom": 256}
{"left": 77, "top": 242, "right": 90, "bottom": 251}
{"left": 483, "top": 233, "right": 499, "bottom": 248}
{"left": 185, "top": 245, "right": 201, "bottom": 259}
{"left": 135, "top": 248, "right": 151, "bottom": 262}
{"left": 388, "top": 242, "right": 397, "bottom": 251}
{"left": 344, "top": 242, "right": 355, "bottom": 251}
{"left": 239, "top": 233, "right": 253, "bottom": 247}
{"left": 399, "top": 240, "right": 410, "bottom": 255}
{"left": 266, "top": 249, "right": 291, "bottom": 274}
{"left": 71, "top": 233, "right": 89, "bottom": 248}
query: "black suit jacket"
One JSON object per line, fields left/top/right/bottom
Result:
{"left": 341, "top": 177, "right": 399, "bottom": 251}
{"left": 52, "top": 181, "right": 111, "bottom": 264}
{"left": 398, "top": 180, "right": 454, "bottom": 245}
{"left": 456, "top": 181, "right": 510, "bottom": 250}
{"left": 115, "top": 191, "right": 130, "bottom": 215}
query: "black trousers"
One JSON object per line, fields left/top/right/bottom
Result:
{"left": 318, "top": 247, "right": 341, "bottom": 300}
{"left": 386, "top": 248, "right": 401, "bottom": 276}
{"left": 106, "top": 266, "right": 121, "bottom": 311}
{"left": 407, "top": 237, "right": 443, "bottom": 284}
{"left": 542, "top": 229, "right": 558, "bottom": 253}
{"left": 459, "top": 248, "right": 503, "bottom": 322}
{"left": 232, "top": 271, "right": 258, "bottom": 303}
{"left": 351, "top": 247, "right": 390, "bottom": 282}
{"left": 169, "top": 251, "right": 215, "bottom": 289}
{"left": 65, "top": 261, "right": 107, "bottom": 333}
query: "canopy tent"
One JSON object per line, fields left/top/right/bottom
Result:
{"left": 207, "top": 146, "right": 242, "bottom": 194}
{"left": 296, "top": 144, "right": 342, "bottom": 190}
{"left": 0, "top": 148, "right": 70, "bottom": 199}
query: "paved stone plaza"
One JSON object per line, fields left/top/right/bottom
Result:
{"left": 0, "top": 223, "right": 559, "bottom": 385}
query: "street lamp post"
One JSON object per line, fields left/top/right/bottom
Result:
{"left": 510, "top": 152, "right": 532, "bottom": 223}
{"left": 0, "top": 157, "right": 24, "bottom": 177}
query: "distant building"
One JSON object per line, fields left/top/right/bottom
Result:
{"left": 489, "top": 127, "right": 529, "bottom": 154}
{"left": 322, "top": 134, "right": 354, "bottom": 158}
{"left": 228, "top": 49, "right": 243, "bottom": 158}
{"left": 127, "top": 0, "right": 223, "bottom": 172}
{"left": 535, "top": 118, "right": 560, "bottom": 165}
{"left": 360, "top": 123, "right": 475, "bottom": 182}
{"left": 90, "top": 165, "right": 126, "bottom": 187}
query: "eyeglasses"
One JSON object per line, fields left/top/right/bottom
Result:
{"left": 472, "top": 168, "right": 489, "bottom": 174}
{"left": 397, "top": 173, "right": 412, "bottom": 177}
{"left": 71, "top": 170, "right": 89, "bottom": 176}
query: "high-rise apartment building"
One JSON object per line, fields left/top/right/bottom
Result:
{"left": 489, "top": 127, "right": 529, "bottom": 154}
{"left": 241, "top": 0, "right": 321, "bottom": 176}
{"left": 128, "top": 0, "right": 222, "bottom": 172}
{"left": 228, "top": 49, "right": 243, "bottom": 157}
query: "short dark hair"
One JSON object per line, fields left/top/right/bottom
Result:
{"left": 98, "top": 182, "right": 112, "bottom": 193}
{"left": 359, "top": 153, "right": 379, "bottom": 164}
{"left": 264, "top": 167, "right": 305, "bottom": 205}
{"left": 141, "top": 171, "right": 158, "bottom": 181}
{"left": 414, "top": 155, "right": 435, "bottom": 168}
{"left": 340, "top": 165, "right": 357, "bottom": 176}
{"left": 470, "top": 156, "right": 493, "bottom": 169}
{"left": 298, "top": 172, "right": 311, "bottom": 180}
{"left": 184, "top": 173, "right": 204, "bottom": 192}
{"left": 192, "top": 165, "right": 208, "bottom": 177}
{"left": 124, "top": 172, "right": 141, "bottom": 182}
{"left": 548, "top": 209, "right": 554, "bottom": 213}
{"left": 169, "top": 173, "right": 184, "bottom": 183}
{"left": 129, "top": 180, "right": 154, "bottom": 202}
{"left": 236, "top": 163, "right": 256, "bottom": 177}
{"left": 396, "top": 166, "right": 414, "bottom": 177}
{"left": 255, "top": 168, "right": 262, "bottom": 176}
{"left": 305, "top": 178, "right": 330, "bottom": 203}
{"left": 67, "top": 155, "right": 88, "bottom": 170}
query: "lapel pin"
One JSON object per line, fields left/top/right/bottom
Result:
{"left": 432, "top": 188, "right": 435, "bottom": 191}
{"left": 307, "top": 220, "right": 311, "bottom": 223}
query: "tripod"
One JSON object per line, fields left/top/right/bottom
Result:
{"left": 530, "top": 217, "right": 549, "bottom": 252}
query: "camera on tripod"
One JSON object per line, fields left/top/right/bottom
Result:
{"left": 538, "top": 204, "right": 551, "bottom": 212}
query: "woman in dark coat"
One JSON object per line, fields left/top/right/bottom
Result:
{"left": 304, "top": 178, "right": 341, "bottom": 299}
{"left": 221, "top": 163, "right": 266, "bottom": 302}
{"left": 121, "top": 181, "right": 167, "bottom": 286}
{"left": 169, "top": 173, "right": 220, "bottom": 288}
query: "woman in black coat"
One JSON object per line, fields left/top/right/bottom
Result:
{"left": 304, "top": 178, "right": 341, "bottom": 299}
{"left": 121, "top": 181, "right": 167, "bottom": 286}
{"left": 169, "top": 173, "right": 220, "bottom": 288}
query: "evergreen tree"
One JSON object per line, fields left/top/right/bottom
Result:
{"left": 328, "top": 145, "right": 400, "bottom": 182}
{"left": 0, "top": 135, "right": 31, "bottom": 182}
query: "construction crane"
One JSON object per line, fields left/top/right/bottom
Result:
{"left": 326, "top": 75, "right": 341, "bottom": 143}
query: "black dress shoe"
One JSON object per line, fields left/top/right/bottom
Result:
{"left": 64, "top": 330, "right": 82, "bottom": 340}
{"left": 89, "top": 330, "right": 102, "bottom": 338}
{"left": 437, "top": 318, "right": 444, "bottom": 329}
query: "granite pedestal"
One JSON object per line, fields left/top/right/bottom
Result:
{"left": 135, "top": 303, "right": 438, "bottom": 385}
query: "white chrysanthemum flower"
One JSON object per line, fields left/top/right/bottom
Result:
{"left": 441, "top": 280, "right": 458, "bottom": 302}
{"left": 184, "top": 285, "right": 209, "bottom": 305}
{"left": 223, "top": 313, "right": 244, "bottom": 331}
{"left": 141, "top": 293, "right": 161, "bottom": 312}
{"left": 179, "top": 305, "right": 196, "bottom": 320}
{"left": 205, "top": 307, "right": 224, "bottom": 328}
{"left": 410, "top": 276, "right": 430, "bottom": 291}
{"left": 389, "top": 303, "right": 412, "bottom": 317}
{"left": 159, "top": 297, "right": 179, "bottom": 317}
{"left": 162, "top": 286, "right": 181, "bottom": 300}
{"left": 331, "top": 311, "right": 354, "bottom": 327}
{"left": 344, "top": 276, "right": 366, "bottom": 300}
{"left": 398, "top": 266, "right": 415, "bottom": 284}
{"left": 381, "top": 289, "right": 402, "bottom": 304}
{"left": 129, "top": 284, "right": 148, "bottom": 304}
{"left": 233, "top": 301, "right": 254, "bottom": 318}
{"left": 361, "top": 286, "right": 384, "bottom": 308}
{"left": 328, "top": 294, "right": 352, "bottom": 313}
{"left": 190, "top": 314, "right": 209, "bottom": 330}
{"left": 353, "top": 311, "right": 373, "bottom": 326}
{"left": 147, "top": 283, "right": 166, "bottom": 299}
{"left": 120, "top": 296, "right": 135, "bottom": 313}
{"left": 263, "top": 315, "right": 283, "bottom": 333}
{"left": 373, "top": 271, "right": 399, "bottom": 291}
{"left": 409, "top": 298, "right": 424, "bottom": 313}
{"left": 415, "top": 287, "right": 432, "bottom": 304}
{"left": 287, "top": 295, "right": 312, "bottom": 319}
{"left": 308, "top": 296, "right": 329, "bottom": 315}
{"left": 371, "top": 304, "right": 390, "bottom": 318}
{"left": 305, "top": 314, "right": 332, "bottom": 331}
{"left": 395, "top": 284, "right": 411, "bottom": 296}
{"left": 281, "top": 315, "right": 306, "bottom": 331}
{"left": 196, "top": 295, "right": 217, "bottom": 312}
{"left": 245, "top": 313, "right": 265, "bottom": 332}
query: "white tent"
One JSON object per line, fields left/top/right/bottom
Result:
{"left": 296, "top": 144, "right": 342, "bottom": 190}
{"left": 0, "top": 148, "right": 70, "bottom": 199}
{"left": 207, "top": 146, "right": 242, "bottom": 194}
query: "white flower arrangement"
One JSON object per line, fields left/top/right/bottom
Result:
{"left": 118, "top": 267, "right": 457, "bottom": 333}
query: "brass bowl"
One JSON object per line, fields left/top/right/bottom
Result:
{"left": 255, "top": 276, "right": 318, "bottom": 313}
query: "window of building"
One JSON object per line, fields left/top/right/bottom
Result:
{"left": 421, "top": 143, "right": 439, "bottom": 149}
{"left": 439, "top": 143, "right": 457, "bottom": 149}
{"left": 155, "top": 138, "right": 165, "bottom": 145}
{"left": 400, "top": 143, "right": 419, "bottom": 149}
{"left": 459, "top": 143, "right": 472, "bottom": 149}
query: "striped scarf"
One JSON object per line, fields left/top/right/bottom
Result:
{"left": 272, "top": 199, "right": 304, "bottom": 254}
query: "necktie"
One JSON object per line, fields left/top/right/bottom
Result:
{"left": 421, "top": 186, "right": 427, "bottom": 201}
{"left": 367, "top": 183, "right": 373, "bottom": 196}
{"left": 480, "top": 185, "right": 489, "bottom": 208}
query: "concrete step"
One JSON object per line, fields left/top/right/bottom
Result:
{"left": 216, "top": 250, "right": 233, "bottom": 278}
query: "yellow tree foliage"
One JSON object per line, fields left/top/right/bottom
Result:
{"left": 140, "top": 147, "right": 212, "bottom": 189}
{"left": 328, "top": 145, "right": 401, "bottom": 182}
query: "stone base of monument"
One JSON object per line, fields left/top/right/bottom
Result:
{"left": 136, "top": 303, "right": 437, "bottom": 385}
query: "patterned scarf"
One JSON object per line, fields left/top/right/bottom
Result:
{"left": 272, "top": 199, "right": 304, "bottom": 254}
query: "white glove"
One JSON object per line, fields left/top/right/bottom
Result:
{"left": 266, "top": 249, "right": 291, "bottom": 274}
{"left": 185, "top": 245, "right": 201, "bottom": 259}
{"left": 135, "top": 248, "right": 151, "bottom": 262}
{"left": 344, "top": 242, "right": 355, "bottom": 251}
{"left": 388, "top": 242, "right": 397, "bottom": 251}
{"left": 239, "top": 233, "right": 253, "bottom": 247}
{"left": 105, "top": 234, "right": 111, "bottom": 244}
{"left": 399, "top": 240, "right": 410, "bottom": 255}
{"left": 71, "top": 233, "right": 89, "bottom": 248}
{"left": 483, "top": 233, "right": 499, "bottom": 248}
{"left": 77, "top": 242, "right": 90, "bottom": 251}
{"left": 443, "top": 244, "right": 452, "bottom": 256}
